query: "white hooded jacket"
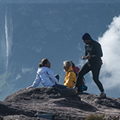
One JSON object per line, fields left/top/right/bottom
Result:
{"left": 31, "top": 67, "right": 58, "bottom": 88}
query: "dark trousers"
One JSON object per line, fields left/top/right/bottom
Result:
{"left": 55, "top": 74, "right": 59, "bottom": 81}
{"left": 76, "top": 61, "right": 104, "bottom": 92}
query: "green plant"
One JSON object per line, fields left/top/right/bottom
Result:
{"left": 85, "top": 113, "right": 105, "bottom": 120}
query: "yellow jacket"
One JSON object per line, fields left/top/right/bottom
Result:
{"left": 64, "top": 65, "right": 77, "bottom": 88}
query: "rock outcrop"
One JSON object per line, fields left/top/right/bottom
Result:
{"left": 0, "top": 87, "right": 120, "bottom": 120}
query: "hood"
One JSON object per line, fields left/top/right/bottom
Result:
{"left": 65, "top": 65, "right": 73, "bottom": 76}
{"left": 37, "top": 67, "right": 49, "bottom": 74}
{"left": 68, "top": 65, "right": 73, "bottom": 72}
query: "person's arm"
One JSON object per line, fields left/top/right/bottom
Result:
{"left": 82, "top": 55, "right": 90, "bottom": 60}
{"left": 64, "top": 76, "right": 71, "bottom": 88}
{"left": 82, "top": 45, "right": 90, "bottom": 60}
{"left": 95, "top": 42, "right": 103, "bottom": 57}
{"left": 89, "top": 42, "right": 103, "bottom": 59}
{"left": 47, "top": 70, "right": 58, "bottom": 84}
{"left": 64, "top": 72, "right": 76, "bottom": 88}
{"left": 27, "top": 74, "right": 41, "bottom": 89}
{"left": 83, "top": 42, "right": 103, "bottom": 60}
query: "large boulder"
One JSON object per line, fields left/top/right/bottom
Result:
{"left": 0, "top": 87, "right": 120, "bottom": 120}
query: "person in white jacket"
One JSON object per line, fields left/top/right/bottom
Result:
{"left": 27, "top": 58, "right": 59, "bottom": 89}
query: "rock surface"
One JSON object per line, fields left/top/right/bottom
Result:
{"left": 0, "top": 87, "right": 120, "bottom": 120}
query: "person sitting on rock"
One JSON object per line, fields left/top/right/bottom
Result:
{"left": 63, "top": 61, "right": 77, "bottom": 88}
{"left": 27, "top": 58, "right": 59, "bottom": 89}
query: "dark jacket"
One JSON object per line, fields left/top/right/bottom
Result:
{"left": 85, "top": 39, "right": 103, "bottom": 63}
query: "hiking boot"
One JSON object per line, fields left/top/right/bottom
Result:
{"left": 98, "top": 92, "right": 106, "bottom": 99}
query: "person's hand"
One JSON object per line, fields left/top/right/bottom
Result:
{"left": 82, "top": 56, "right": 86, "bottom": 59}
{"left": 82, "top": 55, "right": 91, "bottom": 60}
{"left": 86, "top": 55, "right": 91, "bottom": 60}
{"left": 26, "top": 86, "right": 31, "bottom": 89}
{"left": 82, "top": 55, "right": 90, "bottom": 60}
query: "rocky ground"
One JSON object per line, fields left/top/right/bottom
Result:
{"left": 0, "top": 86, "right": 120, "bottom": 120}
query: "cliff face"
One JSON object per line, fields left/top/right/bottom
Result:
{"left": 0, "top": 87, "right": 120, "bottom": 120}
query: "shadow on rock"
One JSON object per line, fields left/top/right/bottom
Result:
{"left": 95, "top": 97, "right": 120, "bottom": 109}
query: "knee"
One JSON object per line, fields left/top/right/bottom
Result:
{"left": 55, "top": 74, "right": 59, "bottom": 81}
{"left": 92, "top": 76, "right": 98, "bottom": 83}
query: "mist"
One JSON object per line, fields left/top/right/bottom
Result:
{"left": 98, "top": 16, "right": 120, "bottom": 90}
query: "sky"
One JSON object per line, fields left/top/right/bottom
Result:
{"left": 0, "top": 2, "right": 120, "bottom": 100}
{"left": 0, "top": 0, "right": 120, "bottom": 3}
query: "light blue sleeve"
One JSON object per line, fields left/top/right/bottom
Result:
{"left": 31, "top": 74, "right": 41, "bottom": 88}
{"left": 47, "top": 69, "right": 58, "bottom": 84}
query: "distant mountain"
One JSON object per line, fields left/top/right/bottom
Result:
{"left": 0, "top": 2, "right": 120, "bottom": 101}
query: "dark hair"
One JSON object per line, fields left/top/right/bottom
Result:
{"left": 69, "top": 61, "right": 75, "bottom": 67}
{"left": 82, "top": 33, "right": 92, "bottom": 40}
{"left": 41, "top": 58, "right": 48, "bottom": 66}
{"left": 38, "top": 63, "right": 42, "bottom": 68}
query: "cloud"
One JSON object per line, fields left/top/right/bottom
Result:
{"left": 98, "top": 16, "right": 120, "bottom": 89}
{"left": 5, "top": 6, "right": 13, "bottom": 69}
{"left": 22, "top": 68, "right": 33, "bottom": 73}
{"left": 15, "top": 74, "right": 21, "bottom": 80}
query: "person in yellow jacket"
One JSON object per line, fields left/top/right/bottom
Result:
{"left": 63, "top": 61, "right": 77, "bottom": 88}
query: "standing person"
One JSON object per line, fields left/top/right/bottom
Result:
{"left": 27, "top": 58, "right": 59, "bottom": 89}
{"left": 74, "top": 33, "right": 106, "bottom": 98}
{"left": 63, "top": 61, "right": 77, "bottom": 88}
